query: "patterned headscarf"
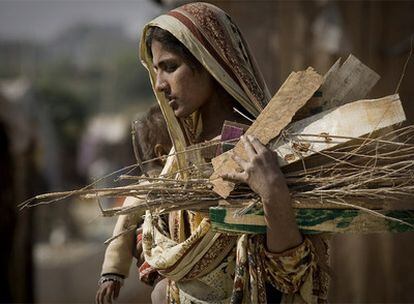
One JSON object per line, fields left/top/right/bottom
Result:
{"left": 139, "top": 2, "right": 271, "bottom": 172}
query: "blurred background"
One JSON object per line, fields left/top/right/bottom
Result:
{"left": 1, "top": 0, "right": 413, "bottom": 303}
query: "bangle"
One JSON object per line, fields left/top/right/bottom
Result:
{"left": 98, "top": 274, "right": 124, "bottom": 287}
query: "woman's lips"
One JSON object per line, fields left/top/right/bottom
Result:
{"left": 168, "top": 99, "right": 178, "bottom": 110}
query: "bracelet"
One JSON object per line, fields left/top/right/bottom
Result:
{"left": 98, "top": 274, "right": 124, "bottom": 287}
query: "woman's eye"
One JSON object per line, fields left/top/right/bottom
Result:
{"left": 165, "top": 63, "right": 178, "bottom": 73}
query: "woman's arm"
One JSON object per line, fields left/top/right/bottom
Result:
{"left": 221, "top": 135, "right": 302, "bottom": 252}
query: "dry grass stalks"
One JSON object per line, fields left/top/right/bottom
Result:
{"left": 285, "top": 125, "right": 414, "bottom": 207}
{"left": 19, "top": 126, "right": 414, "bottom": 228}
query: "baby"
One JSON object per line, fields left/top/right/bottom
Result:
{"left": 95, "top": 105, "right": 172, "bottom": 304}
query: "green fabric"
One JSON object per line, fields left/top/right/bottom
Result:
{"left": 209, "top": 206, "right": 414, "bottom": 234}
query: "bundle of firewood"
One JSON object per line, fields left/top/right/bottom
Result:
{"left": 20, "top": 55, "right": 414, "bottom": 234}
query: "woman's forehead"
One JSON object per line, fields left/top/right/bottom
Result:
{"left": 151, "top": 41, "right": 182, "bottom": 67}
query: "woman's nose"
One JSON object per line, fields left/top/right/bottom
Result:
{"left": 155, "top": 74, "right": 168, "bottom": 92}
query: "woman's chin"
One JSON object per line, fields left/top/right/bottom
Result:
{"left": 175, "top": 109, "right": 192, "bottom": 118}
{"left": 174, "top": 110, "right": 185, "bottom": 118}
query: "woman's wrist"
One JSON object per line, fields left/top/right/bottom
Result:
{"left": 261, "top": 183, "right": 303, "bottom": 253}
{"left": 260, "top": 184, "right": 290, "bottom": 208}
{"left": 266, "top": 221, "right": 303, "bottom": 253}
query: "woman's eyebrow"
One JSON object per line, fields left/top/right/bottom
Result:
{"left": 154, "top": 58, "right": 177, "bottom": 70}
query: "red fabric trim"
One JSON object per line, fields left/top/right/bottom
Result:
{"left": 139, "top": 261, "right": 159, "bottom": 285}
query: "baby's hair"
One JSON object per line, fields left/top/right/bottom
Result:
{"left": 134, "top": 105, "right": 172, "bottom": 166}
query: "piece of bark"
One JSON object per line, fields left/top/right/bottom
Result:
{"left": 211, "top": 67, "right": 323, "bottom": 198}
{"left": 270, "top": 94, "right": 406, "bottom": 166}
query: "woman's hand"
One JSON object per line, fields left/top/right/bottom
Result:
{"left": 222, "top": 135, "right": 286, "bottom": 200}
{"left": 221, "top": 135, "right": 303, "bottom": 253}
{"left": 95, "top": 280, "right": 121, "bottom": 304}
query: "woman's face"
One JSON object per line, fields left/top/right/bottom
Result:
{"left": 151, "top": 40, "right": 215, "bottom": 118}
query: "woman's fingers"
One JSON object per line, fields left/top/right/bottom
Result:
{"left": 220, "top": 171, "right": 248, "bottom": 183}
{"left": 241, "top": 135, "right": 268, "bottom": 159}
{"left": 247, "top": 135, "right": 267, "bottom": 154}
{"left": 232, "top": 153, "right": 249, "bottom": 171}
{"left": 241, "top": 135, "right": 256, "bottom": 158}
{"left": 221, "top": 135, "right": 275, "bottom": 188}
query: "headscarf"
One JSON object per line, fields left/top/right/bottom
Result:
{"left": 139, "top": 2, "right": 271, "bottom": 174}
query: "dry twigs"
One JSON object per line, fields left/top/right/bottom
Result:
{"left": 19, "top": 56, "right": 414, "bottom": 232}
{"left": 20, "top": 126, "right": 414, "bottom": 226}
{"left": 285, "top": 125, "right": 414, "bottom": 208}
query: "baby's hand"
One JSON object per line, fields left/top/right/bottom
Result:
{"left": 95, "top": 280, "right": 121, "bottom": 304}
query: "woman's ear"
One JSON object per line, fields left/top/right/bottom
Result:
{"left": 154, "top": 144, "right": 167, "bottom": 160}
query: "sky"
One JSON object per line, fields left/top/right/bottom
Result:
{"left": 0, "top": 0, "right": 163, "bottom": 41}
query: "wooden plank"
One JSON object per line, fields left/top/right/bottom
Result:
{"left": 209, "top": 206, "right": 414, "bottom": 234}
{"left": 269, "top": 94, "right": 406, "bottom": 166}
{"left": 321, "top": 54, "right": 380, "bottom": 108}
{"left": 210, "top": 67, "right": 323, "bottom": 198}
{"left": 218, "top": 196, "right": 414, "bottom": 211}
{"left": 323, "top": 57, "right": 342, "bottom": 82}
{"left": 292, "top": 55, "right": 380, "bottom": 121}
{"left": 290, "top": 198, "right": 414, "bottom": 210}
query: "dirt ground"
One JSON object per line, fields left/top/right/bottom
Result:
{"left": 35, "top": 240, "right": 153, "bottom": 303}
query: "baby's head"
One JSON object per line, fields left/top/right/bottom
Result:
{"left": 133, "top": 105, "right": 172, "bottom": 174}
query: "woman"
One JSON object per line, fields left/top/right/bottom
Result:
{"left": 138, "top": 2, "right": 328, "bottom": 303}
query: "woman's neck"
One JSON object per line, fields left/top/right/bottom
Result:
{"left": 198, "top": 88, "right": 244, "bottom": 141}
